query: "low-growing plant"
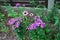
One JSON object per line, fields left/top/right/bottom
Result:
{"left": 0, "top": 3, "right": 60, "bottom": 40}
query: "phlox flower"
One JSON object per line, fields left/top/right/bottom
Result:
{"left": 8, "top": 18, "right": 17, "bottom": 25}
{"left": 34, "top": 16, "right": 40, "bottom": 20}
{"left": 16, "top": 3, "right": 20, "bottom": 7}
{"left": 15, "top": 21, "right": 20, "bottom": 28}
{"left": 28, "top": 23, "right": 37, "bottom": 30}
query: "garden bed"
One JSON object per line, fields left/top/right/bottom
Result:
{"left": 0, "top": 6, "right": 60, "bottom": 40}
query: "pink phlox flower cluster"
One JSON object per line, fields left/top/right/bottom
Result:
{"left": 8, "top": 17, "right": 22, "bottom": 30}
{"left": 28, "top": 16, "right": 45, "bottom": 30}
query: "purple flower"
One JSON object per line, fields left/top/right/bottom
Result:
{"left": 34, "top": 16, "right": 40, "bottom": 20}
{"left": 35, "top": 19, "right": 42, "bottom": 26}
{"left": 23, "top": 11, "right": 29, "bottom": 16}
{"left": 29, "top": 13, "right": 34, "bottom": 17}
{"left": 8, "top": 18, "right": 17, "bottom": 25}
{"left": 28, "top": 23, "right": 37, "bottom": 30}
{"left": 28, "top": 19, "right": 45, "bottom": 30}
{"left": 22, "top": 4, "right": 25, "bottom": 7}
{"left": 15, "top": 21, "right": 20, "bottom": 28}
{"left": 16, "top": 3, "right": 20, "bottom": 7}
{"left": 12, "top": 25, "right": 15, "bottom": 30}
{"left": 40, "top": 22, "right": 45, "bottom": 28}
{"left": 28, "top": 15, "right": 46, "bottom": 30}
{"left": 35, "top": 19, "right": 45, "bottom": 28}
{"left": 18, "top": 17, "right": 22, "bottom": 21}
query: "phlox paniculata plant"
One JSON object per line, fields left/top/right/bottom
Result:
{"left": 7, "top": 10, "right": 45, "bottom": 40}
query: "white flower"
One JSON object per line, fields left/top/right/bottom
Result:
{"left": 29, "top": 13, "right": 34, "bottom": 17}
{"left": 23, "top": 11, "right": 29, "bottom": 16}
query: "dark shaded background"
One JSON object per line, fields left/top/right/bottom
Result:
{"left": 0, "top": 0, "right": 60, "bottom": 9}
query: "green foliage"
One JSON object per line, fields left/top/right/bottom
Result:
{"left": 48, "top": 4, "right": 59, "bottom": 26}
{"left": 0, "top": 23, "right": 9, "bottom": 32}
{"left": 0, "top": 3, "right": 60, "bottom": 40}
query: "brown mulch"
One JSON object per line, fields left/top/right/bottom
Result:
{"left": 0, "top": 32, "right": 18, "bottom": 40}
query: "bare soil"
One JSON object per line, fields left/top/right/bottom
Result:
{"left": 0, "top": 32, "right": 18, "bottom": 40}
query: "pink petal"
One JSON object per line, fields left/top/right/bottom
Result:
{"left": 15, "top": 21, "right": 20, "bottom": 28}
